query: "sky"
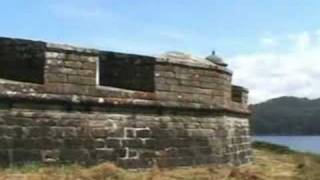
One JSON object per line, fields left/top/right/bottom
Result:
{"left": 1, "top": 0, "right": 320, "bottom": 103}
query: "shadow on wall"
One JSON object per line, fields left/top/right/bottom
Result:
{"left": 99, "top": 51, "right": 156, "bottom": 92}
{"left": 0, "top": 38, "right": 46, "bottom": 84}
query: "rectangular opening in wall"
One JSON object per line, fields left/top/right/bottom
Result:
{"left": 99, "top": 51, "right": 156, "bottom": 92}
{"left": 232, "top": 85, "right": 245, "bottom": 103}
{"left": 0, "top": 38, "right": 45, "bottom": 84}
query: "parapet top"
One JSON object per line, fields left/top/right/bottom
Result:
{"left": 157, "top": 51, "right": 231, "bottom": 73}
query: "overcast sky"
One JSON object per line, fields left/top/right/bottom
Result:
{"left": 1, "top": 0, "right": 320, "bottom": 103}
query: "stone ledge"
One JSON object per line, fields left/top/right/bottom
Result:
{"left": 0, "top": 93, "right": 250, "bottom": 115}
{"left": 46, "top": 43, "right": 99, "bottom": 55}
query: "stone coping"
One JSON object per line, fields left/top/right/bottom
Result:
{"left": 0, "top": 91, "right": 250, "bottom": 115}
{"left": 156, "top": 57, "right": 233, "bottom": 75}
{"left": 0, "top": 78, "right": 250, "bottom": 115}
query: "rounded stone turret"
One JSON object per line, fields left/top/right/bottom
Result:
{"left": 206, "top": 51, "right": 227, "bottom": 67}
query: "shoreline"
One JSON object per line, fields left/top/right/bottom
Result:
{"left": 253, "top": 137, "right": 320, "bottom": 155}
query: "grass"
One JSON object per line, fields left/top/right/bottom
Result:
{"left": 252, "top": 141, "right": 294, "bottom": 154}
{"left": 1, "top": 142, "right": 320, "bottom": 180}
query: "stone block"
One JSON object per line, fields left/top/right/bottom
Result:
{"left": 46, "top": 73, "right": 67, "bottom": 83}
{"left": 45, "top": 52, "right": 66, "bottom": 59}
{"left": 82, "top": 138, "right": 95, "bottom": 149}
{"left": 63, "top": 127, "right": 78, "bottom": 137}
{"left": 4, "top": 126, "right": 23, "bottom": 138}
{"left": 41, "top": 150, "right": 60, "bottom": 163}
{"left": 171, "top": 138, "right": 190, "bottom": 148}
{"left": 95, "top": 149, "right": 115, "bottom": 162}
{"left": 46, "top": 58, "right": 63, "bottom": 66}
{"left": 51, "top": 127, "right": 65, "bottom": 137}
{"left": 13, "top": 138, "right": 35, "bottom": 149}
{"left": 106, "top": 139, "right": 122, "bottom": 148}
{"left": 125, "top": 128, "right": 135, "bottom": 138}
{"left": 12, "top": 149, "right": 42, "bottom": 164}
{"left": 59, "top": 119, "right": 82, "bottom": 127}
{"left": 64, "top": 61, "right": 82, "bottom": 69}
{"left": 140, "top": 151, "right": 157, "bottom": 159}
{"left": 77, "top": 127, "right": 91, "bottom": 137}
{"left": 157, "top": 71, "right": 175, "bottom": 78}
{"left": 194, "top": 155, "right": 213, "bottom": 165}
{"left": 128, "top": 150, "right": 138, "bottom": 158}
{"left": 0, "top": 117, "right": 4, "bottom": 125}
{"left": 82, "top": 62, "right": 96, "bottom": 70}
{"left": 123, "top": 139, "right": 143, "bottom": 148}
{"left": 192, "top": 137, "right": 209, "bottom": 147}
{"left": 3, "top": 117, "right": 33, "bottom": 126}
{"left": 27, "top": 127, "right": 54, "bottom": 137}
{"left": 64, "top": 138, "right": 83, "bottom": 148}
{"left": 144, "top": 139, "right": 157, "bottom": 149}
{"left": 178, "top": 148, "right": 195, "bottom": 157}
{"left": 59, "top": 149, "right": 90, "bottom": 163}
{"left": 117, "top": 158, "right": 153, "bottom": 169}
{"left": 114, "top": 148, "right": 127, "bottom": 158}
{"left": 77, "top": 69, "right": 95, "bottom": 76}
{"left": 94, "top": 139, "right": 105, "bottom": 149}
{"left": 0, "top": 150, "right": 9, "bottom": 167}
{"left": 0, "top": 138, "right": 12, "bottom": 149}
{"left": 199, "top": 147, "right": 213, "bottom": 154}
{"left": 108, "top": 129, "right": 124, "bottom": 137}
{"left": 151, "top": 128, "right": 175, "bottom": 138}
{"left": 67, "top": 75, "right": 95, "bottom": 85}
{"left": 90, "top": 128, "right": 108, "bottom": 138}
{"left": 136, "top": 129, "right": 151, "bottom": 138}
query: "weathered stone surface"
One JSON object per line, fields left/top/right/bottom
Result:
{"left": 0, "top": 37, "right": 252, "bottom": 168}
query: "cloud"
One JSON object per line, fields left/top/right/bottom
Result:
{"left": 260, "top": 37, "right": 277, "bottom": 48}
{"left": 159, "top": 31, "right": 186, "bottom": 41}
{"left": 229, "top": 30, "right": 320, "bottom": 104}
{"left": 288, "top": 31, "right": 311, "bottom": 51}
{"left": 48, "top": 1, "right": 116, "bottom": 21}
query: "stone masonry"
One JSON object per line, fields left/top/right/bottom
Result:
{"left": 0, "top": 37, "right": 251, "bottom": 168}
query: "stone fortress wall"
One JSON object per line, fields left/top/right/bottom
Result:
{"left": 0, "top": 37, "right": 251, "bottom": 168}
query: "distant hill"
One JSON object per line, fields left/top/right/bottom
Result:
{"left": 250, "top": 96, "right": 320, "bottom": 135}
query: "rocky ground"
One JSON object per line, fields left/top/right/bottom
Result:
{"left": 1, "top": 142, "right": 320, "bottom": 180}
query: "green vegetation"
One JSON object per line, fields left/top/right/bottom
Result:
{"left": 250, "top": 96, "right": 320, "bottom": 135}
{"left": 252, "top": 141, "right": 294, "bottom": 154}
{"left": 1, "top": 142, "right": 320, "bottom": 180}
